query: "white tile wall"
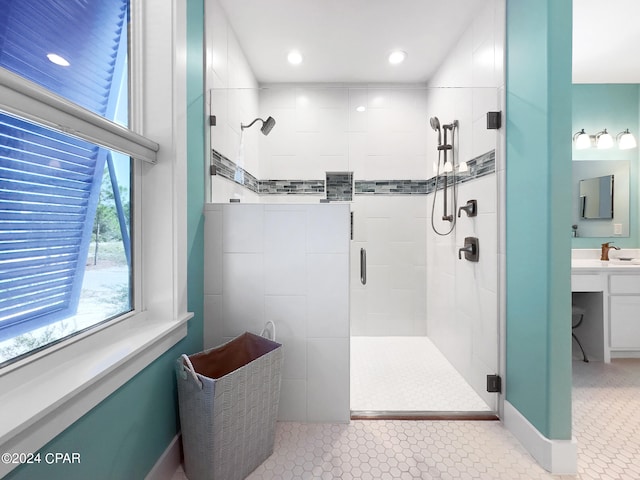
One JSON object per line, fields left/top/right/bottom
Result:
{"left": 259, "top": 85, "right": 430, "bottom": 181}
{"left": 206, "top": 0, "right": 260, "bottom": 202}
{"left": 350, "top": 196, "right": 428, "bottom": 336}
{"left": 203, "top": 203, "right": 350, "bottom": 423}
{"left": 424, "top": 0, "right": 503, "bottom": 411}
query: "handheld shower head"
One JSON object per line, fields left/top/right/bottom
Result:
{"left": 241, "top": 116, "right": 277, "bottom": 136}
{"left": 430, "top": 116, "right": 442, "bottom": 145}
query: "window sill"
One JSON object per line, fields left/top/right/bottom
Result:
{"left": 0, "top": 311, "right": 190, "bottom": 477}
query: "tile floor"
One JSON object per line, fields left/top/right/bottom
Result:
{"left": 172, "top": 359, "right": 640, "bottom": 480}
{"left": 350, "top": 336, "right": 492, "bottom": 413}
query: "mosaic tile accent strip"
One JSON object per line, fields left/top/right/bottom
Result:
{"left": 354, "top": 149, "right": 495, "bottom": 195}
{"left": 211, "top": 148, "right": 495, "bottom": 198}
{"left": 211, "top": 148, "right": 259, "bottom": 193}
{"left": 355, "top": 179, "right": 430, "bottom": 195}
{"left": 212, "top": 149, "right": 325, "bottom": 195}
{"left": 259, "top": 179, "right": 325, "bottom": 195}
{"left": 458, "top": 149, "right": 496, "bottom": 185}
{"left": 326, "top": 172, "right": 353, "bottom": 201}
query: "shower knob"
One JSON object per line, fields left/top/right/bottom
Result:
{"left": 458, "top": 199, "right": 477, "bottom": 218}
{"left": 458, "top": 237, "right": 479, "bottom": 262}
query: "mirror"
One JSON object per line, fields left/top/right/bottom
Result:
{"left": 572, "top": 161, "right": 629, "bottom": 237}
{"left": 579, "top": 174, "right": 614, "bottom": 219}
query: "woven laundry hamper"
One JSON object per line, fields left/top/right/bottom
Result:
{"left": 176, "top": 331, "right": 283, "bottom": 480}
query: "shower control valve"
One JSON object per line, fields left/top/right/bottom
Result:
{"left": 458, "top": 237, "right": 479, "bottom": 262}
{"left": 458, "top": 199, "right": 477, "bottom": 218}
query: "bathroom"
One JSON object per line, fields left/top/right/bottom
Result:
{"left": 4, "top": 1, "right": 640, "bottom": 478}
{"left": 202, "top": 0, "right": 504, "bottom": 422}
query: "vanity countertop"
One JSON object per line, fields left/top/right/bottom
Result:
{"left": 572, "top": 258, "right": 640, "bottom": 270}
{"left": 572, "top": 249, "right": 640, "bottom": 272}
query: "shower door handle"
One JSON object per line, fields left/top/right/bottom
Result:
{"left": 360, "top": 248, "right": 367, "bottom": 285}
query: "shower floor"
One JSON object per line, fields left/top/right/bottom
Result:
{"left": 350, "top": 336, "right": 492, "bottom": 415}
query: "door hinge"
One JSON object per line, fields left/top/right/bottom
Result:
{"left": 487, "top": 374, "right": 502, "bottom": 393}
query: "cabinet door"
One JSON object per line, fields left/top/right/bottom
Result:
{"left": 610, "top": 296, "right": 640, "bottom": 349}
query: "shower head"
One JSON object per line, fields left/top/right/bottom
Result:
{"left": 241, "top": 116, "right": 276, "bottom": 136}
{"left": 261, "top": 116, "right": 276, "bottom": 135}
{"left": 430, "top": 116, "right": 442, "bottom": 145}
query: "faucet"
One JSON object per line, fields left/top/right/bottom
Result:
{"left": 600, "top": 242, "right": 620, "bottom": 261}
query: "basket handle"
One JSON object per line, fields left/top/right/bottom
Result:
{"left": 180, "top": 354, "right": 203, "bottom": 389}
{"left": 260, "top": 320, "right": 276, "bottom": 341}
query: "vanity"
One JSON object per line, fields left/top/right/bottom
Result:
{"left": 571, "top": 249, "right": 640, "bottom": 362}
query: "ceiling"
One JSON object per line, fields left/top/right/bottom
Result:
{"left": 573, "top": 0, "right": 640, "bottom": 83}
{"left": 218, "top": 0, "right": 640, "bottom": 85}
{"left": 218, "top": 0, "right": 485, "bottom": 84}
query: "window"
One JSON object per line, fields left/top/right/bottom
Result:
{"left": 0, "top": 0, "right": 146, "bottom": 364}
{"left": 0, "top": 1, "right": 187, "bottom": 473}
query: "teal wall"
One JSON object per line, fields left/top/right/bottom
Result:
{"left": 572, "top": 84, "right": 640, "bottom": 248}
{"left": 4, "top": 1, "right": 206, "bottom": 478}
{"left": 505, "top": 0, "right": 573, "bottom": 439}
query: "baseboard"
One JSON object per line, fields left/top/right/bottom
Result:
{"left": 503, "top": 401, "right": 576, "bottom": 474}
{"left": 611, "top": 351, "right": 640, "bottom": 359}
{"left": 145, "top": 434, "right": 182, "bottom": 480}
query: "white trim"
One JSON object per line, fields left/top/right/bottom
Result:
{"left": 0, "top": 313, "right": 190, "bottom": 478}
{"left": 503, "top": 400, "right": 577, "bottom": 474}
{"left": 0, "top": 1, "right": 191, "bottom": 476}
{"left": 0, "top": 68, "right": 159, "bottom": 164}
{"left": 145, "top": 434, "right": 182, "bottom": 480}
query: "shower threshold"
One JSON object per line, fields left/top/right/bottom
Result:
{"left": 350, "top": 410, "right": 499, "bottom": 421}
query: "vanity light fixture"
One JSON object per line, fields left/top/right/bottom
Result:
{"left": 595, "top": 129, "right": 613, "bottom": 149}
{"left": 573, "top": 129, "right": 591, "bottom": 149}
{"left": 573, "top": 128, "right": 636, "bottom": 150}
{"left": 617, "top": 129, "right": 637, "bottom": 150}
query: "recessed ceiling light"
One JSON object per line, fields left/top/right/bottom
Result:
{"left": 287, "top": 50, "right": 303, "bottom": 65}
{"left": 388, "top": 50, "right": 407, "bottom": 65}
{"left": 47, "top": 53, "right": 70, "bottom": 67}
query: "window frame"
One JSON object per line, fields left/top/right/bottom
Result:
{"left": 0, "top": 1, "right": 190, "bottom": 475}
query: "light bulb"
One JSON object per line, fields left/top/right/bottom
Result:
{"left": 443, "top": 161, "right": 453, "bottom": 173}
{"left": 458, "top": 161, "right": 468, "bottom": 173}
{"left": 287, "top": 50, "right": 303, "bottom": 65}
{"left": 388, "top": 50, "right": 407, "bottom": 65}
{"left": 596, "top": 129, "right": 613, "bottom": 149}
{"left": 617, "top": 129, "right": 637, "bottom": 150}
{"left": 573, "top": 129, "right": 591, "bottom": 150}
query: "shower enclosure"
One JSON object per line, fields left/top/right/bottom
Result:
{"left": 204, "top": 0, "right": 505, "bottom": 423}
{"left": 206, "top": 83, "right": 501, "bottom": 419}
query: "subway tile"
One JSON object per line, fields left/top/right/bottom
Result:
{"left": 222, "top": 204, "right": 264, "bottom": 252}
{"left": 306, "top": 204, "right": 350, "bottom": 254}
{"left": 306, "top": 254, "right": 350, "bottom": 338}
{"left": 221, "top": 253, "right": 264, "bottom": 337}
{"left": 203, "top": 208, "right": 223, "bottom": 295}
{"left": 264, "top": 252, "right": 307, "bottom": 295}
{"left": 277, "top": 379, "right": 307, "bottom": 421}
{"left": 306, "top": 337, "right": 350, "bottom": 423}
{"left": 203, "top": 294, "right": 223, "bottom": 350}
{"left": 264, "top": 210, "right": 306, "bottom": 254}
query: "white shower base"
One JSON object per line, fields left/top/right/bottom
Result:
{"left": 350, "top": 336, "right": 492, "bottom": 413}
